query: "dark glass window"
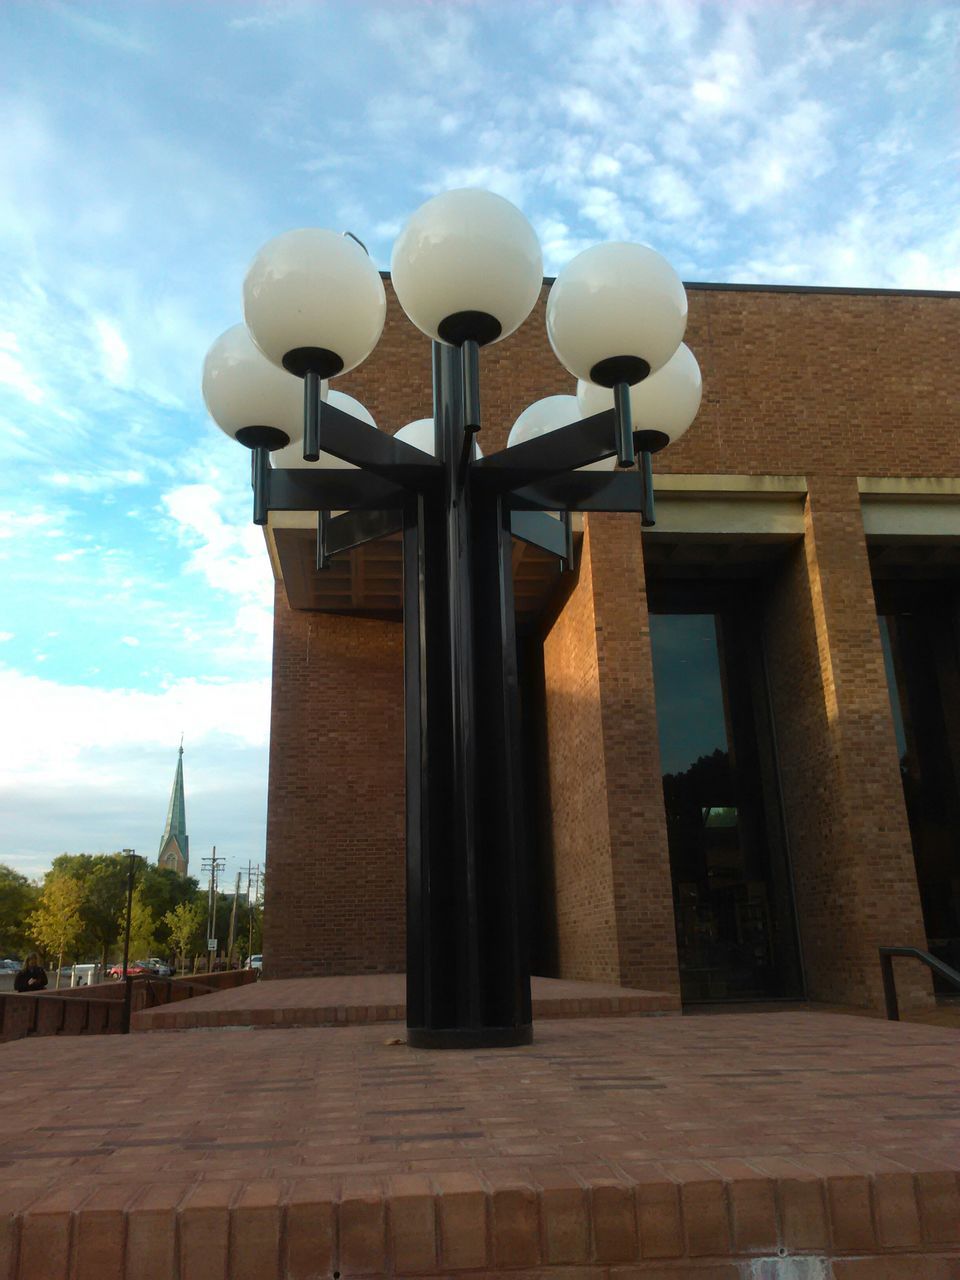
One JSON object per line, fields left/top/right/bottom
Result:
{"left": 649, "top": 587, "right": 802, "bottom": 1003}
{"left": 877, "top": 591, "right": 960, "bottom": 975}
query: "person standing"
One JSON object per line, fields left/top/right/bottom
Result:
{"left": 14, "top": 955, "right": 48, "bottom": 993}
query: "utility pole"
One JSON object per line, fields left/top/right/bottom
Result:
{"left": 227, "top": 872, "right": 241, "bottom": 964}
{"left": 247, "top": 863, "right": 261, "bottom": 962}
{"left": 201, "top": 849, "right": 226, "bottom": 973}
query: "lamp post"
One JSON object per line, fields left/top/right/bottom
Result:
{"left": 120, "top": 848, "right": 140, "bottom": 1034}
{"left": 202, "top": 188, "right": 702, "bottom": 1048}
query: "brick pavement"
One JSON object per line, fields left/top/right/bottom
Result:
{"left": 131, "top": 973, "right": 680, "bottom": 1031}
{"left": 0, "top": 1011, "right": 958, "bottom": 1277}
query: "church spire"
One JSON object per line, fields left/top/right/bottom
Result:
{"left": 158, "top": 741, "right": 189, "bottom": 876}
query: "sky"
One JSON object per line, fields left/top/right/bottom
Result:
{"left": 1, "top": 0, "right": 958, "bottom": 887}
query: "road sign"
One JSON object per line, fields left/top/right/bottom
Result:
{"left": 207, "top": 938, "right": 217, "bottom": 951}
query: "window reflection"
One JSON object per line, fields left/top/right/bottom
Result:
{"left": 650, "top": 600, "right": 801, "bottom": 1003}
{"left": 878, "top": 601, "right": 960, "bottom": 977}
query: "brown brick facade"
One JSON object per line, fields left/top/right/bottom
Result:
{"left": 765, "top": 477, "right": 929, "bottom": 1011}
{"left": 263, "top": 599, "right": 405, "bottom": 978}
{"left": 264, "top": 279, "right": 960, "bottom": 1010}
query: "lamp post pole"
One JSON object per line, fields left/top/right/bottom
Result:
{"left": 120, "top": 848, "right": 138, "bottom": 1034}
{"left": 202, "top": 187, "right": 702, "bottom": 1049}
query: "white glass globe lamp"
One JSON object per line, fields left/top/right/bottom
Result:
{"left": 271, "top": 391, "right": 377, "bottom": 469}
{"left": 202, "top": 324, "right": 311, "bottom": 450}
{"left": 506, "top": 395, "right": 578, "bottom": 448}
{"left": 243, "top": 229, "right": 386, "bottom": 379}
{"left": 391, "top": 189, "right": 543, "bottom": 347}
{"left": 577, "top": 343, "right": 702, "bottom": 450}
{"left": 546, "top": 242, "right": 687, "bottom": 387}
{"left": 506, "top": 394, "right": 615, "bottom": 473}
{"left": 395, "top": 417, "right": 483, "bottom": 459}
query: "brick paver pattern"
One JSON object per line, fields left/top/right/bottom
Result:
{"left": 2, "top": 1012, "right": 958, "bottom": 1277}
{"left": 2, "top": 1012, "right": 958, "bottom": 1183}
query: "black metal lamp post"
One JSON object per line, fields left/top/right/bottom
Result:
{"left": 120, "top": 847, "right": 141, "bottom": 1033}
{"left": 202, "top": 188, "right": 702, "bottom": 1049}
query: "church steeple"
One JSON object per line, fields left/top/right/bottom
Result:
{"left": 158, "top": 740, "right": 189, "bottom": 876}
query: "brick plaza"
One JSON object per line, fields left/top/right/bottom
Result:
{"left": 1, "top": 1009, "right": 958, "bottom": 1278}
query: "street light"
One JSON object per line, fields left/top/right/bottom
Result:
{"left": 202, "top": 187, "right": 702, "bottom": 1048}
{"left": 120, "top": 848, "right": 141, "bottom": 1033}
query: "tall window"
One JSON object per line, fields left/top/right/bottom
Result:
{"left": 649, "top": 585, "right": 802, "bottom": 1003}
{"left": 878, "top": 584, "right": 960, "bottom": 976}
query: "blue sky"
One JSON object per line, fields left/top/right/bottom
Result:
{"left": 1, "top": 0, "right": 958, "bottom": 885}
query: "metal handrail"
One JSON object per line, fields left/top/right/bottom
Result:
{"left": 879, "top": 946, "right": 960, "bottom": 1020}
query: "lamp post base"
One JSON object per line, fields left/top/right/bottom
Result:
{"left": 407, "top": 1024, "right": 533, "bottom": 1050}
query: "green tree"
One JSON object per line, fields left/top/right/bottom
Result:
{"left": 0, "top": 865, "right": 40, "bottom": 959}
{"left": 125, "top": 888, "right": 156, "bottom": 958}
{"left": 139, "top": 866, "right": 199, "bottom": 954}
{"left": 163, "top": 900, "right": 205, "bottom": 972}
{"left": 50, "top": 853, "right": 130, "bottom": 967}
{"left": 29, "top": 873, "right": 86, "bottom": 988}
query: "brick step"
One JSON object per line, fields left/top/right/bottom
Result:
{"left": 131, "top": 973, "right": 680, "bottom": 1031}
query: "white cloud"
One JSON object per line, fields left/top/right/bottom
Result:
{"left": 93, "top": 315, "right": 130, "bottom": 385}
{"left": 0, "top": 633, "right": 13, "bottom": 642}
{"left": 120, "top": 636, "right": 140, "bottom": 647}
{"left": 0, "top": 331, "right": 44, "bottom": 405}
{"left": 0, "top": 665, "right": 270, "bottom": 877}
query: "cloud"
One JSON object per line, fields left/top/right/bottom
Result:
{"left": 0, "top": 332, "right": 45, "bottom": 405}
{"left": 0, "top": 665, "right": 270, "bottom": 879}
{"left": 161, "top": 482, "right": 273, "bottom": 609}
{"left": 93, "top": 316, "right": 130, "bottom": 385}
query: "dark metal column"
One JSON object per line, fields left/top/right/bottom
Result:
{"left": 404, "top": 343, "right": 531, "bottom": 1048}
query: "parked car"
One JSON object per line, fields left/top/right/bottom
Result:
{"left": 146, "top": 957, "right": 174, "bottom": 977}
{"left": 247, "top": 954, "right": 263, "bottom": 972}
{"left": 108, "top": 960, "right": 155, "bottom": 979}
{"left": 0, "top": 959, "right": 20, "bottom": 972}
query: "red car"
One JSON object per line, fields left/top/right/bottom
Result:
{"left": 108, "top": 961, "right": 155, "bottom": 979}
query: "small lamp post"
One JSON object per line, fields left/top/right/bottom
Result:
{"left": 202, "top": 189, "right": 701, "bottom": 1047}
{"left": 120, "top": 848, "right": 141, "bottom": 1033}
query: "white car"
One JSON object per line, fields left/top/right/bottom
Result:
{"left": 146, "top": 957, "right": 174, "bottom": 977}
{"left": 247, "top": 954, "right": 263, "bottom": 972}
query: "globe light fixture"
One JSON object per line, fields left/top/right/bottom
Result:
{"left": 577, "top": 344, "right": 703, "bottom": 522}
{"left": 391, "top": 189, "right": 543, "bottom": 433}
{"left": 506, "top": 394, "right": 616, "bottom": 474}
{"left": 202, "top": 323, "right": 315, "bottom": 526}
{"left": 546, "top": 241, "right": 688, "bottom": 469}
{"left": 272, "top": 391, "right": 377, "bottom": 468}
{"left": 243, "top": 228, "right": 386, "bottom": 462}
{"left": 203, "top": 188, "right": 701, "bottom": 1048}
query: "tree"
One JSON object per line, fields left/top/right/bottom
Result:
{"left": 50, "top": 853, "right": 130, "bottom": 967}
{"left": 139, "top": 866, "right": 199, "bottom": 954}
{"left": 0, "top": 865, "right": 40, "bottom": 958}
{"left": 163, "top": 900, "right": 205, "bottom": 972}
{"left": 29, "top": 873, "right": 86, "bottom": 989}
{"left": 125, "top": 888, "right": 156, "bottom": 959}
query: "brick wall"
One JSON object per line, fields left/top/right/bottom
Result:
{"left": 764, "top": 477, "right": 931, "bottom": 1010}
{"left": 264, "top": 280, "right": 959, "bottom": 1005}
{"left": 541, "top": 515, "right": 680, "bottom": 994}
{"left": 541, "top": 522, "right": 619, "bottom": 981}
{"left": 263, "top": 592, "right": 405, "bottom": 978}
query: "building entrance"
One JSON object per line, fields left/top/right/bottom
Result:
{"left": 877, "top": 581, "right": 960, "bottom": 979}
{"left": 648, "top": 583, "right": 803, "bottom": 1003}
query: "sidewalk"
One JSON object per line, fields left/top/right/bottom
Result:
{"left": 0, "top": 1009, "right": 957, "bottom": 1277}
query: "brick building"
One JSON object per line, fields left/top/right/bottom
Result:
{"left": 261, "top": 278, "right": 960, "bottom": 1015}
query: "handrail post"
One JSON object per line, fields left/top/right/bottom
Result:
{"left": 880, "top": 949, "right": 900, "bottom": 1020}
{"left": 122, "top": 975, "right": 133, "bottom": 1034}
